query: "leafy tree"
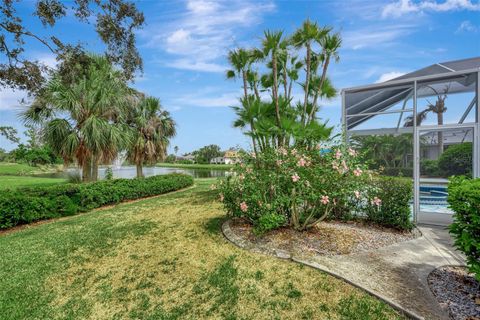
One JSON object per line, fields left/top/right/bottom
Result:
{"left": 126, "top": 96, "right": 176, "bottom": 177}
{"left": 193, "top": 145, "right": 223, "bottom": 164}
{"left": 0, "top": 126, "right": 19, "bottom": 143}
{"left": 0, "top": 0, "right": 144, "bottom": 93}
{"left": 23, "top": 54, "right": 130, "bottom": 181}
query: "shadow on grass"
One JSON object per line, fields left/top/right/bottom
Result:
{"left": 203, "top": 216, "right": 227, "bottom": 236}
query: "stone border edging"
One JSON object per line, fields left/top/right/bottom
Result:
{"left": 221, "top": 218, "right": 424, "bottom": 320}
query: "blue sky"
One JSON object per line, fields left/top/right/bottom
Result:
{"left": 0, "top": 0, "right": 479, "bottom": 154}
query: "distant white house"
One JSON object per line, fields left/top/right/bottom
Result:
{"left": 209, "top": 150, "right": 241, "bottom": 165}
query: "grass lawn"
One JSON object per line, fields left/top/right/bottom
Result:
{"left": 0, "top": 179, "right": 404, "bottom": 320}
{"left": 0, "top": 162, "right": 61, "bottom": 176}
{"left": 0, "top": 175, "right": 67, "bottom": 190}
{"left": 157, "top": 163, "right": 233, "bottom": 170}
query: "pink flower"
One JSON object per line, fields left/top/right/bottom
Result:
{"left": 354, "top": 191, "right": 361, "bottom": 199}
{"left": 371, "top": 197, "right": 382, "bottom": 206}
{"left": 251, "top": 152, "right": 256, "bottom": 158}
{"left": 246, "top": 167, "right": 253, "bottom": 174}
{"left": 353, "top": 168, "right": 363, "bottom": 176}
{"left": 335, "top": 149, "right": 342, "bottom": 159}
{"left": 291, "top": 173, "right": 300, "bottom": 182}
{"left": 219, "top": 194, "right": 224, "bottom": 202}
{"left": 321, "top": 195, "right": 330, "bottom": 205}
{"left": 348, "top": 148, "right": 357, "bottom": 156}
{"left": 297, "top": 158, "right": 307, "bottom": 167}
{"left": 332, "top": 162, "right": 339, "bottom": 170}
{"left": 342, "top": 160, "right": 349, "bottom": 171}
{"left": 240, "top": 201, "right": 248, "bottom": 212}
{"left": 291, "top": 148, "right": 298, "bottom": 155}
{"left": 276, "top": 159, "right": 283, "bottom": 166}
{"left": 238, "top": 174, "right": 245, "bottom": 181}
{"left": 277, "top": 147, "right": 288, "bottom": 156}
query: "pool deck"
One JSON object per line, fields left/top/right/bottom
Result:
{"left": 223, "top": 221, "right": 465, "bottom": 320}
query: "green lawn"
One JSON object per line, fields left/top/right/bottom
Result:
{"left": 0, "top": 179, "right": 403, "bottom": 319}
{"left": 0, "top": 175, "right": 66, "bottom": 189}
{"left": 157, "top": 163, "right": 233, "bottom": 170}
{"left": 0, "top": 162, "right": 61, "bottom": 176}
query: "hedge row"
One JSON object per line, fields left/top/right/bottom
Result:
{"left": 448, "top": 177, "right": 480, "bottom": 281}
{"left": 0, "top": 173, "right": 194, "bottom": 229}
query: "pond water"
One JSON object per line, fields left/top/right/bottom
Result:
{"left": 38, "top": 166, "right": 228, "bottom": 179}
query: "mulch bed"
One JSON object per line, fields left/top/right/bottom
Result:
{"left": 428, "top": 266, "right": 480, "bottom": 320}
{"left": 229, "top": 218, "right": 420, "bottom": 256}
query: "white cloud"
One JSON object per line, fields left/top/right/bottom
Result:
{"left": 343, "top": 25, "right": 415, "bottom": 50}
{"left": 375, "top": 71, "right": 407, "bottom": 83}
{"left": 456, "top": 20, "right": 479, "bottom": 33}
{"left": 382, "top": 0, "right": 480, "bottom": 18}
{"left": 144, "top": 0, "right": 275, "bottom": 72}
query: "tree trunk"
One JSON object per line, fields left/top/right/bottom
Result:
{"left": 92, "top": 158, "right": 99, "bottom": 181}
{"left": 272, "top": 52, "right": 281, "bottom": 145}
{"left": 136, "top": 162, "right": 144, "bottom": 178}
{"left": 309, "top": 55, "right": 331, "bottom": 124}
{"left": 242, "top": 70, "right": 248, "bottom": 98}
{"left": 82, "top": 159, "right": 92, "bottom": 182}
{"left": 302, "top": 44, "right": 311, "bottom": 125}
{"left": 437, "top": 112, "right": 444, "bottom": 155}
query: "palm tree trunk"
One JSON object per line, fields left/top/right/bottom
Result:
{"left": 136, "top": 162, "right": 144, "bottom": 178}
{"left": 92, "top": 157, "right": 99, "bottom": 181}
{"left": 272, "top": 53, "right": 281, "bottom": 145}
{"left": 438, "top": 112, "right": 444, "bottom": 155}
{"left": 82, "top": 159, "right": 92, "bottom": 182}
{"left": 302, "top": 44, "right": 311, "bottom": 125}
{"left": 309, "top": 55, "right": 331, "bottom": 124}
{"left": 242, "top": 70, "right": 248, "bottom": 98}
{"left": 253, "top": 82, "right": 261, "bottom": 100}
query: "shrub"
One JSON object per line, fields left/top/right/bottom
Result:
{"left": 0, "top": 173, "right": 193, "bottom": 229}
{"left": 381, "top": 167, "right": 413, "bottom": 178}
{"left": 420, "top": 159, "right": 441, "bottom": 177}
{"left": 448, "top": 177, "right": 480, "bottom": 281}
{"left": 217, "top": 145, "right": 369, "bottom": 233}
{"left": 438, "top": 142, "right": 472, "bottom": 177}
{"left": 363, "top": 177, "right": 413, "bottom": 230}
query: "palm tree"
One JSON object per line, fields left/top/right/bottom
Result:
{"left": 309, "top": 33, "right": 341, "bottom": 123}
{"left": 262, "top": 30, "right": 284, "bottom": 131}
{"left": 23, "top": 55, "right": 129, "bottom": 182}
{"left": 291, "top": 20, "right": 330, "bottom": 124}
{"left": 126, "top": 96, "right": 176, "bottom": 178}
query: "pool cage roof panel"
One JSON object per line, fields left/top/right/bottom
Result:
{"left": 344, "top": 57, "right": 480, "bottom": 130}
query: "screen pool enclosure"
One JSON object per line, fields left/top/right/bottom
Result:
{"left": 342, "top": 57, "right": 479, "bottom": 225}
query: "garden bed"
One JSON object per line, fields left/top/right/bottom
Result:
{"left": 228, "top": 218, "right": 420, "bottom": 256}
{"left": 428, "top": 266, "right": 480, "bottom": 320}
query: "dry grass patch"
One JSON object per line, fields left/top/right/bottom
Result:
{"left": 1, "top": 179, "right": 405, "bottom": 319}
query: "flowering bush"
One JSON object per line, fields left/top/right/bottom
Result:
{"left": 217, "top": 145, "right": 378, "bottom": 233}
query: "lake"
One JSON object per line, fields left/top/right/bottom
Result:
{"left": 38, "top": 166, "right": 229, "bottom": 179}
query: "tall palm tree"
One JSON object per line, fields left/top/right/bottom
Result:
{"left": 262, "top": 30, "right": 284, "bottom": 130}
{"left": 291, "top": 20, "right": 330, "bottom": 124}
{"left": 126, "top": 96, "right": 176, "bottom": 178}
{"left": 23, "top": 55, "right": 129, "bottom": 181}
{"left": 309, "top": 33, "right": 341, "bottom": 123}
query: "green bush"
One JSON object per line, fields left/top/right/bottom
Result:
{"left": 381, "top": 167, "right": 413, "bottom": 178}
{"left": 0, "top": 173, "right": 193, "bottom": 229}
{"left": 363, "top": 177, "right": 413, "bottom": 230}
{"left": 420, "top": 159, "right": 441, "bottom": 177}
{"left": 439, "top": 143, "right": 472, "bottom": 177}
{"left": 448, "top": 177, "right": 480, "bottom": 281}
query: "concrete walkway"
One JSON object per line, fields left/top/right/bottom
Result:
{"left": 222, "top": 221, "right": 465, "bottom": 320}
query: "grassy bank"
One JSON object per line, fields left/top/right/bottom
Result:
{"left": 157, "top": 163, "right": 233, "bottom": 170}
{"left": 0, "top": 162, "right": 62, "bottom": 176}
{"left": 0, "top": 179, "right": 403, "bottom": 319}
{"left": 0, "top": 176, "right": 67, "bottom": 190}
